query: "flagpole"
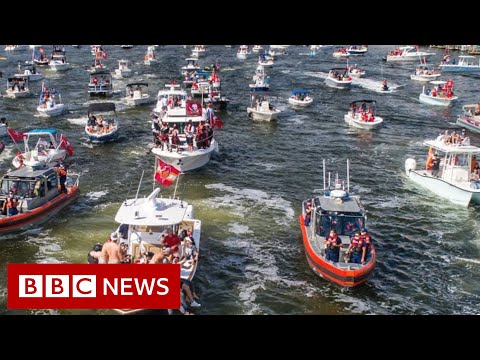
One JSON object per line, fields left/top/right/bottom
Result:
{"left": 173, "top": 173, "right": 181, "bottom": 199}
{"left": 153, "top": 155, "right": 157, "bottom": 192}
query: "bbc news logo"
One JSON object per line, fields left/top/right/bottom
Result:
{"left": 8, "top": 264, "right": 180, "bottom": 309}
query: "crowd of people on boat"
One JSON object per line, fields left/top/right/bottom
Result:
{"left": 86, "top": 114, "right": 115, "bottom": 134}
{"left": 435, "top": 129, "right": 470, "bottom": 146}
{"left": 388, "top": 48, "right": 404, "bottom": 56}
{"left": 425, "top": 80, "right": 455, "bottom": 98}
{"left": 329, "top": 69, "right": 351, "bottom": 81}
{"left": 39, "top": 90, "right": 59, "bottom": 108}
{"left": 8, "top": 79, "right": 27, "bottom": 92}
{"left": 90, "top": 75, "right": 111, "bottom": 86}
{"left": 324, "top": 228, "right": 373, "bottom": 265}
{"left": 351, "top": 102, "right": 376, "bottom": 122}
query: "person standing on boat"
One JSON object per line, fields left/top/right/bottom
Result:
{"left": 431, "top": 154, "right": 441, "bottom": 177}
{"left": 324, "top": 229, "right": 342, "bottom": 263}
{"left": 304, "top": 202, "right": 312, "bottom": 226}
{"left": 101, "top": 232, "right": 123, "bottom": 264}
{"left": 4, "top": 191, "right": 19, "bottom": 216}
{"left": 56, "top": 164, "right": 68, "bottom": 194}
{"left": 161, "top": 228, "right": 181, "bottom": 253}
{"left": 185, "top": 119, "right": 195, "bottom": 152}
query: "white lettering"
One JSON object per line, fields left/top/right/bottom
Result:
{"left": 103, "top": 278, "right": 118, "bottom": 295}
{"left": 156, "top": 278, "right": 169, "bottom": 295}
{"left": 134, "top": 278, "right": 156, "bottom": 295}
{"left": 121, "top": 278, "right": 133, "bottom": 295}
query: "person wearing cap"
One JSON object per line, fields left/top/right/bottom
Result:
{"left": 324, "top": 229, "right": 342, "bottom": 263}
{"left": 346, "top": 231, "right": 366, "bottom": 264}
{"left": 101, "top": 232, "right": 123, "bottom": 264}
{"left": 4, "top": 191, "right": 18, "bottom": 216}
{"left": 304, "top": 202, "right": 312, "bottom": 226}
{"left": 56, "top": 164, "right": 68, "bottom": 194}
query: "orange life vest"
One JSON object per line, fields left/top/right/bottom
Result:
{"left": 7, "top": 197, "right": 17, "bottom": 208}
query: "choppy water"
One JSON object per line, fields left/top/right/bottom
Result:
{"left": 1, "top": 45, "right": 480, "bottom": 315}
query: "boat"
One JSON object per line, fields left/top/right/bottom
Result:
{"left": 405, "top": 132, "right": 480, "bottom": 206}
{"left": 85, "top": 103, "right": 119, "bottom": 143}
{"left": 299, "top": 159, "right": 376, "bottom": 287}
{"left": 0, "top": 165, "right": 80, "bottom": 234}
{"left": 324, "top": 68, "right": 352, "bottom": 89}
{"left": 121, "top": 45, "right": 133, "bottom": 49}
{"left": 14, "top": 62, "right": 43, "bottom": 82}
{"left": 191, "top": 45, "right": 206, "bottom": 57}
{"left": 32, "top": 47, "right": 49, "bottom": 66}
{"left": 439, "top": 55, "right": 480, "bottom": 72}
{"left": 11, "top": 128, "right": 71, "bottom": 169}
{"left": 5, "top": 76, "right": 30, "bottom": 98}
{"left": 410, "top": 63, "right": 441, "bottom": 81}
{"left": 114, "top": 59, "right": 132, "bottom": 78}
{"left": 288, "top": 89, "right": 313, "bottom": 107}
{"left": 384, "top": 46, "right": 435, "bottom": 62}
{"left": 258, "top": 54, "right": 274, "bottom": 67}
{"left": 4, "top": 45, "right": 24, "bottom": 51}
{"left": 347, "top": 45, "right": 368, "bottom": 55}
{"left": 247, "top": 91, "right": 281, "bottom": 121}
{"left": 48, "top": 45, "right": 70, "bottom": 71}
{"left": 36, "top": 83, "right": 65, "bottom": 117}
{"left": 333, "top": 48, "right": 350, "bottom": 58}
{"left": 90, "top": 58, "right": 108, "bottom": 74}
{"left": 88, "top": 71, "right": 113, "bottom": 96}
{"left": 419, "top": 80, "right": 458, "bottom": 106}
{"left": 344, "top": 100, "right": 384, "bottom": 130}
{"left": 181, "top": 58, "right": 200, "bottom": 75}
{"left": 456, "top": 104, "right": 480, "bottom": 133}
{"left": 347, "top": 64, "right": 365, "bottom": 78}
{"left": 144, "top": 46, "right": 158, "bottom": 65}
{"left": 110, "top": 180, "right": 202, "bottom": 314}
{"left": 151, "top": 84, "right": 219, "bottom": 172}
{"left": 237, "top": 45, "right": 249, "bottom": 59}
{"left": 252, "top": 45, "right": 263, "bottom": 53}
{"left": 204, "top": 93, "right": 230, "bottom": 111}
{"left": 125, "top": 82, "right": 150, "bottom": 106}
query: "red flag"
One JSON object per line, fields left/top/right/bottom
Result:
{"left": 102, "top": 51, "right": 107, "bottom": 59}
{"left": 155, "top": 158, "right": 181, "bottom": 186}
{"left": 212, "top": 116, "right": 224, "bottom": 129}
{"left": 59, "top": 135, "right": 74, "bottom": 156}
{"left": 7, "top": 128, "right": 26, "bottom": 142}
{"left": 185, "top": 101, "right": 202, "bottom": 116}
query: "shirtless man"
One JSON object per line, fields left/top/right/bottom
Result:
{"left": 149, "top": 251, "right": 165, "bottom": 264}
{"left": 88, "top": 243, "right": 106, "bottom": 264}
{"left": 101, "top": 232, "right": 123, "bottom": 264}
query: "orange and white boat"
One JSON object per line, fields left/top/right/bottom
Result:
{"left": 299, "top": 160, "right": 376, "bottom": 287}
{"left": 0, "top": 166, "right": 80, "bottom": 234}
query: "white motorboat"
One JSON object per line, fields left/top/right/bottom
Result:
{"left": 48, "top": 46, "right": 70, "bottom": 71}
{"left": 151, "top": 84, "right": 219, "bottom": 172}
{"left": 347, "top": 45, "right": 368, "bottom": 55}
{"left": 252, "top": 45, "right": 264, "bottom": 53}
{"left": 384, "top": 46, "right": 435, "bottom": 62}
{"left": 125, "top": 82, "right": 150, "bottom": 106}
{"left": 410, "top": 64, "right": 441, "bottom": 81}
{"left": 32, "top": 46, "right": 49, "bottom": 66}
{"left": 247, "top": 92, "right": 281, "bottom": 121}
{"left": 88, "top": 71, "right": 113, "bottom": 96}
{"left": 111, "top": 184, "right": 202, "bottom": 314}
{"left": 439, "top": 55, "right": 480, "bottom": 73}
{"left": 121, "top": 45, "right": 133, "bottom": 49}
{"left": 90, "top": 58, "right": 108, "bottom": 74}
{"left": 37, "top": 84, "right": 65, "bottom": 117}
{"left": 114, "top": 59, "right": 132, "bottom": 78}
{"left": 456, "top": 104, "right": 480, "bottom": 133}
{"left": 144, "top": 46, "right": 158, "bottom": 65}
{"left": 11, "top": 128, "right": 70, "bottom": 169}
{"left": 85, "top": 103, "right": 119, "bottom": 143}
{"left": 288, "top": 89, "right": 313, "bottom": 107}
{"left": 347, "top": 64, "right": 365, "bottom": 78}
{"left": 333, "top": 48, "right": 350, "bottom": 58}
{"left": 405, "top": 135, "right": 480, "bottom": 206}
{"left": 14, "top": 62, "right": 43, "bottom": 82}
{"left": 191, "top": 45, "right": 206, "bottom": 57}
{"left": 344, "top": 100, "right": 384, "bottom": 130}
{"left": 4, "top": 45, "right": 23, "bottom": 51}
{"left": 325, "top": 68, "right": 352, "bottom": 89}
{"left": 258, "top": 55, "right": 274, "bottom": 67}
{"left": 181, "top": 58, "right": 200, "bottom": 75}
{"left": 237, "top": 45, "right": 249, "bottom": 59}
{"left": 5, "top": 76, "right": 30, "bottom": 98}
{"left": 419, "top": 80, "right": 457, "bottom": 106}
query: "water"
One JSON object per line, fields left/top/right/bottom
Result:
{"left": 1, "top": 45, "right": 480, "bottom": 315}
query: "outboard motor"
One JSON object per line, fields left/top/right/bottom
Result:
{"left": 405, "top": 158, "right": 417, "bottom": 173}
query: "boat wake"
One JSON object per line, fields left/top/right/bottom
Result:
{"left": 66, "top": 116, "right": 88, "bottom": 125}
{"left": 352, "top": 77, "right": 404, "bottom": 93}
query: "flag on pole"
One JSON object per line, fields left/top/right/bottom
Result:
{"left": 212, "top": 115, "right": 224, "bottom": 129}
{"left": 154, "top": 158, "right": 181, "bottom": 186}
{"left": 59, "top": 135, "right": 74, "bottom": 156}
{"left": 186, "top": 101, "right": 202, "bottom": 116}
{"left": 7, "top": 128, "right": 26, "bottom": 142}
{"left": 41, "top": 82, "right": 47, "bottom": 93}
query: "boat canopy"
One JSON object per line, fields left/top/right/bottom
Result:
{"left": 350, "top": 99, "right": 376, "bottom": 106}
{"left": 291, "top": 89, "right": 311, "bottom": 95}
{"left": 8, "top": 76, "right": 28, "bottom": 82}
{"left": 314, "top": 194, "right": 363, "bottom": 214}
{"left": 2, "top": 166, "right": 56, "bottom": 180}
{"left": 329, "top": 67, "right": 349, "bottom": 71}
{"left": 88, "top": 102, "right": 116, "bottom": 113}
{"left": 90, "top": 70, "right": 111, "bottom": 77}
{"left": 126, "top": 82, "right": 148, "bottom": 88}
{"left": 424, "top": 139, "right": 480, "bottom": 154}
{"left": 26, "top": 128, "right": 58, "bottom": 135}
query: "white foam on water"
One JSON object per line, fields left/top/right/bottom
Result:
{"left": 25, "top": 233, "right": 66, "bottom": 263}
{"left": 352, "top": 77, "right": 403, "bottom": 93}
{"left": 85, "top": 190, "right": 108, "bottom": 200}
{"left": 304, "top": 71, "right": 328, "bottom": 79}
{"left": 455, "top": 257, "right": 480, "bottom": 266}
{"left": 66, "top": 116, "right": 88, "bottom": 125}
{"left": 228, "top": 222, "right": 253, "bottom": 235}
{"left": 336, "top": 293, "right": 372, "bottom": 314}
{"left": 204, "top": 183, "right": 294, "bottom": 226}
{"left": 253, "top": 162, "right": 281, "bottom": 171}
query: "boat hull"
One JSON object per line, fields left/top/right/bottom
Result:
{"left": 49, "top": 63, "right": 71, "bottom": 71}
{"left": 125, "top": 95, "right": 150, "bottom": 106}
{"left": 419, "top": 93, "right": 457, "bottom": 106}
{"left": 325, "top": 77, "right": 352, "bottom": 89}
{"left": 439, "top": 65, "right": 480, "bottom": 72}
{"left": 299, "top": 215, "right": 375, "bottom": 287}
{"left": 0, "top": 186, "right": 80, "bottom": 234}
{"left": 151, "top": 141, "right": 217, "bottom": 172}
{"left": 456, "top": 115, "right": 480, "bottom": 134}
{"left": 247, "top": 107, "right": 280, "bottom": 121}
{"left": 344, "top": 114, "right": 383, "bottom": 129}
{"left": 86, "top": 128, "right": 119, "bottom": 143}
{"left": 5, "top": 90, "right": 30, "bottom": 99}
{"left": 37, "top": 104, "right": 65, "bottom": 117}
{"left": 410, "top": 73, "right": 441, "bottom": 81}
{"left": 288, "top": 98, "right": 313, "bottom": 107}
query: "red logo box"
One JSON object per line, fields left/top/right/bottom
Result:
{"left": 7, "top": 264, "right": 180, "bottom": 310}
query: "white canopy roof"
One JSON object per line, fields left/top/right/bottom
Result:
{"left": 424, "top": 139, "right": 480, "bottom": 154}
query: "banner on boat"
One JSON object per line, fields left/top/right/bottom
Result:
{"left": 186, "top": 101, "right": 202, "bottom": 116}
{"left": 7, "top": 264, "right": 180, "bottom": 309}
{"left": 7, "top": 128, "right": 26, "bottom": 142}
{"left": 155, "top": 158, "right": 181, "bottom": 186}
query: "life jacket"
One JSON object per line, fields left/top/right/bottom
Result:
{"left": 361, "top": 234, "right": 371, "bottom": 250}
{"left": 7, "top": 197, "right": 17, "bottom": 208}
{"left": 350, "top": 237, "right": 363, "bottom": 253}
{"left": 326, "top": 235, "right": 339, "bottom": 251}
{"left": 58, "top": 168, "right": 67, "bottom": 177}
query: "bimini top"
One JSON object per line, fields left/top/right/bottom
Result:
{"left": 329, "top": 68, "right": 349, "bottom": 71}
{"left": 351, "top": 99, "right": 376, "bottom": 105}
{"left": 90, "top": 70, "right": 111, "bottom": 77}
{"left": 8, "top": 76, "right": 28, "bottom": 81}
{"left": 424, "top": 139, "right": 480, "bottom": 154}
{"left": 291, "top": 89, "right": 311, "bottom": 95}
{"left": 126, "top": 82, "right": 148, "bottom": 88}
{"left": 88, "top": 102, "right": 116, "bottom": 113}
{"left": 314, "top": 192, "right": 364, "bottom": 214}
{"left": 2, "top": 166, "right": 56, "bottom": 180}
{"left": 115, "top": 188, "right": 189, "bottom": 226}
{"left": 26, "top": 128, "right": 58, "bottom": 135}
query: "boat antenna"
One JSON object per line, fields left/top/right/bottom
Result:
{"left": 323, "top": 159, "right": 326, "bottom": 191}
{"left": 328, "top": 171, "right": 331, "bottom": 189}
{"left": 347, "top": 159, "right": 350, "bottom": 192}
{"left": 335, "top": 172, "right": 338, "bottom": 186}
{"left": 135, "top": 170, "right": 145, "bottom": 202}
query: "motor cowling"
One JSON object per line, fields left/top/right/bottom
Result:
{"left": 405, "top": 158, "right": 417, "bottom": 172}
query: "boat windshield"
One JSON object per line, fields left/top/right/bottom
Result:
{"left": 316, "top": 214, "right": 364, "bottom": 237}
{"left": 1, "top": 179, "right": 35, "bottom": 197}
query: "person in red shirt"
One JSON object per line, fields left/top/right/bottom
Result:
{"left": 161, "top": 228, "right": 181, "bottom": 253}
